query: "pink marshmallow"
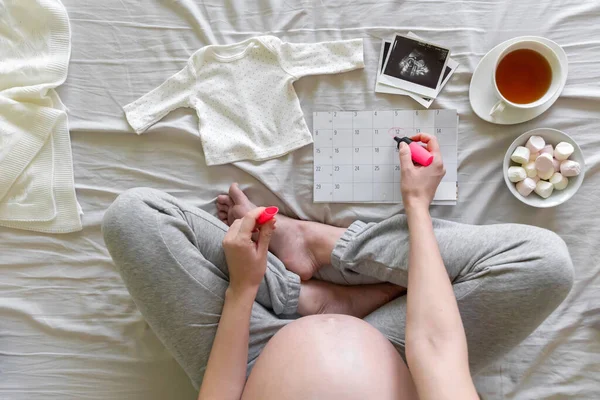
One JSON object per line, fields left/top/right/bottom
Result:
{"left": 516, "top": 177, "right": 536, "bottom": 197}
{"left": 560, "top": 160, "right": 581, "bottom": 177}
{"left": 526, "top": 135, "right": 546, "bottom": 153}
{"left": 552, "top": 157, "right": 561, "bottom": 172}
{"left": 540, "top": 144, "right": 554, "bottom": 156}
{"left": 535, "top": 153, "right": 554, "bottom": 173}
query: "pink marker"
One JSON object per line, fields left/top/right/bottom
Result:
{"left": 393, "top": 136, "right": 434, "bottom": 167}
{"left": 256, "top": 206, "right": 279, "bottom": 225}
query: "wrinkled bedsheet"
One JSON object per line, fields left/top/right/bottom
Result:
{"left": 1, "top": 0, "right": 599, "bottom": 398}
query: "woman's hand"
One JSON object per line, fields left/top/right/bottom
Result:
{"left": 222, "top": 207, "right": 276, "bottom": 297}
{"left": 201, "top": 207, "right": 275, "bottom": 400}
{"left": 398, "top": 133, "right": 446, "bottom": 211}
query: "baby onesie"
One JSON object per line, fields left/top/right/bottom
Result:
{"left": 123, "top": 36, "right": 364, "bottom": 165}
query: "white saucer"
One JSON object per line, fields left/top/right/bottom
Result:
{"left": 469, "top": 36, "right": 568, "bottom": 125}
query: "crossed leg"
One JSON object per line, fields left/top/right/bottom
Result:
{"left": 104, "top": 185, "right": 573, "bottom": 390}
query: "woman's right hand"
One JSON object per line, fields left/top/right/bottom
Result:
{"left": 398, "top": 133, "right": 446, "bottom": 211}
{"left": 222, "top": 207, "right": 276, "bottom": 297}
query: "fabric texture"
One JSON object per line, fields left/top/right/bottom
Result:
{"left": 123, "top": 36, "right": 364, "bottom": 165}
{"left": 102, "top": 187, "right": 573, "bottom": 389}
{"left": 1, "top": 1, "right": 599, "bottom": 399}
{"left": 0, "top": 0, "right": 81, "bottom": 233}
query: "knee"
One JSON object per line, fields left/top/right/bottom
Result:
{"left": 523, "top": 226, "right": 574, "bottom": 303}
{"left": 101, "top": 187, "right": 162, "bottom": 247}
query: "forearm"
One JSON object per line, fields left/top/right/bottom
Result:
{"left": 198, "top": 287, "right": 256, "bottom": 400}
{"left": 405, "top": 206, "right": 467, "bottom": 344}
{"left": 404, "top": 205, "right": 476, "bottom": 399}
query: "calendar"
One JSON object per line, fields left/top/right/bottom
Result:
{"left": 313, "top": 109, "right": 458, "bottom": 204}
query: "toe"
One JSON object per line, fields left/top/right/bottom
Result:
{"left": 217, "top": 194, "right": 233, "bottom": 207}
{"left": 228, "top": 183, "right": 247, "bottom": 204}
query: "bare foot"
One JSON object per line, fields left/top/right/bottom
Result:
{"left": 217, "top": 183, "right": 344, "bottom": 280}
{"left": 297, "top": 280, "right": 405, "bottom": 318}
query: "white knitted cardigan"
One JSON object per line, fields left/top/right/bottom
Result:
{"left": 0, "top": 0, "right": 81, "bottom": 233}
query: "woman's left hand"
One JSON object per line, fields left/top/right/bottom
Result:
{"left": 222, "top": 207, "right": 276, "bottom": 296}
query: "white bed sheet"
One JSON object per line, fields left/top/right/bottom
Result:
{"left": 1, "top": 0, "right": 599, "bottom": 398}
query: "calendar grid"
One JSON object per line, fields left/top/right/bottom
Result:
{"left": 313, "top": 110, "right": 458, "bottom": 204}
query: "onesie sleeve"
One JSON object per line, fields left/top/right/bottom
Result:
{"left": 123, "top": 63, "right": 196, "bottom": 134}
{"left": 265, "top": 37, "right": 364, "bottom": 79}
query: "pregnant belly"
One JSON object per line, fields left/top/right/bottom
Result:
{"left": 241, "top": 314, "right": 417, "bottom": 400}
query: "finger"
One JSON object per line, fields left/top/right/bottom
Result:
{"left": 411, "top": 133, "right": 441, "bottom": 156}
{"left": 398, "top": 141, "right": 414, "bottom": 171}
{"left": 228, "top": 219, "right": 242, "bottom": 235}
{"left": 238, "top": 207, "right": 266, "bottom": 238}
{"left": 257, "top": 219, "right": 276, "bottom": 254}
{"left": 410, "top": 132, "right": 434, "bottom": 143}
{"left": 223, "top": 219, "right": 242, "bottom": 245}
{"left": 216, "top": 202, "right": 229, "bottom": 212}
{"left": 217, "top": 211, "right": 227, "bottom": 220}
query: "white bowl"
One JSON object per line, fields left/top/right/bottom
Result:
{"left": 503, "top": 128, "right": 585, "bottom": 208}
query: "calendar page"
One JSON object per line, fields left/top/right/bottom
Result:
{"left": 313, "top": 109, "right": 458, "bottom": 204}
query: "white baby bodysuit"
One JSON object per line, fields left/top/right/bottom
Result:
{"left": 123, "top": 36, "right": 364, "bottom": 165}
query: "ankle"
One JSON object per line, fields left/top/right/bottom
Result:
{"left": 300, "top": 221, "right": 339, "bottom": 266}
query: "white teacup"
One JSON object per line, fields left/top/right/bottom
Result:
{"left": 489, "top": 40, "right": 563, "bottom": 116}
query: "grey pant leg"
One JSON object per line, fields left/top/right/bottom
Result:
{"left": 102, "top": 188, "right": 300, "bottom": 389}
{"left": 331, "top": 215, "right": 574, "bottom": 374}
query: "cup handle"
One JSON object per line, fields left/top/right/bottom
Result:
{"left": 489, "top": 100, "right": 506, "bottom": 116}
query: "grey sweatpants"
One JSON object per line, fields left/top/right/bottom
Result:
{"left": 102, "top": 188, "right": 573, "bottom": 389}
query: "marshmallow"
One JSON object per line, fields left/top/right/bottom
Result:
{"left": 550, "top": 172, "right": 569, "bottom": 190}
{"left": 554, "top": 142, "right": 574, "bottom": 161}
{"left": 538, "top": 167, "right": 554, "bottom": 180}
{"left": 532, "top": 175, "right": 540, "bottom": 183}
{"left": 560, "top": 160, "right": 581, "bottom": 177}
{"left": 535, "top": 180, "right": 554, "bottom": 199}
{"left": 508, "top": 166, "right": 527, "bottom": 182}
{"left": 516, "top": 177, "right": 537, "bottom": 197}
{"left": 540, "top": 144, "right": 554, "bottom": 156}
{"left": 526, "top": 135, "right": 546, "bottom": 153}
{"left": 523, "top": 161, "right": 538, "bottom": 178}
{"left": 529, "top": 152, "right": 539, "bottom": 162}
{"left": 552, "top": 157, "right": 561, "bottom": 172}
{"left": 511, "top": 146, "right": 531, "bottom": 165}
{"left": 535, "top": 153, "right": 554, "bottom": 174}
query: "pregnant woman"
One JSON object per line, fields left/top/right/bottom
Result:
{"left": 103, "top": 134, "right": 573, "bottom": 399}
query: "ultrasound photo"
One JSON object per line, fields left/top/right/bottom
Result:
{"left": 382, "top": 35, "right": 450, "bottom": 94}
{"left": 380, "top": 41, "right": 391, "bottom": 73}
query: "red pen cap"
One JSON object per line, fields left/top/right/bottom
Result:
{"left": 257, "top": 206, "right": 279, "bottom": 224}
{"left": 394, "top": 137, "right": 434, "bottom": 167}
